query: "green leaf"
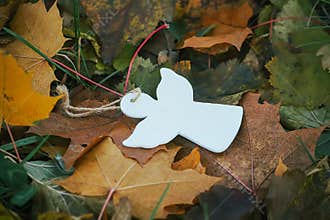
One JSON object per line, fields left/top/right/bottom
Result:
{"left": 266, "top": 170, "right": 330, "bottom": 220}
{"left": 315, "top": 131, "right": 330, "bottom": 159}
{"left": 113, "top": 44, "right": 136, "bottom": 71}
{"left": 187, "top": 59, "right": 264, "bottom": 104}
{"left": 116, "top": 56, "right": 161, "bottom": 98}
{"left": 168, "top": 20, "right": 186, "bottom": 41}
{"left": 24, "top": 160, "right": 111, "bottom": 217}
{"left": 255, "top": 5, "right": 273, "bottom": 36}
{"left": 185, "top": 185, "right": 260, "bottom": 220}
{"left": 265, "top": 53, "right": 330, "bottom": 108}
{"left": 280, "top": 106, "right": 330, "bottom": 130}
{"left": 0, "top": 154, "right": 36, "bottom": 207}
{"left": 291, "top": 28, "right": 330, "bottom": 53}
{"left": 272, "top": 0, "right": 307, "bottom": 42}
{"left": 10, "top": 185, "right": 37, "bottom": 207}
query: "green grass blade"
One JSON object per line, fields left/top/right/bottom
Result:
{"left": 297, "top": 136, "right": 316, "bottom": 164}
{"left": 22, "top": 135, "right": 50, "bottom": 163}
{"left": 149, "top": 182, "right": 171, "bottom": 220}
{"left": 0, "top": 136, "right": 42, "bottom": 151}
{"left": 3, "top": 27, "right": 76, "bottom": 80}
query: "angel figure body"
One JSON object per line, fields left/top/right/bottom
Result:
{"left": 120, "top": 68, "right": 243, "bottom": 153}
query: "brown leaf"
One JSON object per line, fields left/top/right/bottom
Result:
{"left": 28, "top": 90, "right": 165, "bottom": 167}
{"left": 4, "top": 0, "right": 66, "bottom": 95}
{"left": 201, "top": 92, "right": 324, "bottom": 192}
{"left": 28, "top": 110, "right": 120, "bottom": 168}
{"left": 112, "top": 197, "right": 132, "bottom": 220}
{"left": 274, "top": 158, "right": 288, "bottom": 177}
{"left": 81, "top": 0, "right": 174, "bottom": 63}
{"left": 181, "top": 2, "right": 253, "bottom": 54}
{"left": 110, "top": 121, "right": 166, "bottom": 165}
{"left": 56, "top": 137, "right": 221, "bottom": 219}
{"left": 172, "top": 147, "right": 205, "bottom": 174}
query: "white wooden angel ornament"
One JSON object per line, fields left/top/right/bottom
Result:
{"left": 120, "top": 68, "right": 243, "bottom": 153}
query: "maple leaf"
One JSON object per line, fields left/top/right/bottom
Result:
{"left": 198, "top": 93, "right": 324, "bottom": 193}
{"left": 4, "top": 0, "right": 66, "bottom": 95}
{"left": 181, "top": 2, "right": 253, "bottom": 55}
{"left": 56, "top": 137, "right": 222, "bottom": 219}
{"left": 0, "top": 51, "right": 60, "bottom": 126}
{"left": 28, "top": 92, "right": 165, "bottom": 168}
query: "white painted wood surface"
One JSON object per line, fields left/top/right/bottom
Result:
{"left": 120, "top": 68, "right": 243, "bottom": 153}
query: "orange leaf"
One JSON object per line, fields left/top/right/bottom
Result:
{"left": 0, "top": 51, "right": 60, "bottom": 126}
{"left": 56, "top": 138, "right": 221, "bottom": 219}
{"left": 275, "top": 158, "right": 288, "bottom": 177}
{"left": 172, "top": 147, "right": 205, "bottom": 174}
{"left": 182, "top": 2, "right": 253, "bottom": 54}
{"left": 4, "top": 0, "right": 66, "bottom": 95}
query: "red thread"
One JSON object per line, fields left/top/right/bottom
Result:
{"left": 98, "top": 188, "right": 116, "bottom": 220}
{"left": 4, "top": 121, "right": 22, "bottom": 162}
{"left": 123, "top": 23, "right": 169, "bottom": 94}
{"left": 51, "top": 58, "right": 124, "bottom": 97}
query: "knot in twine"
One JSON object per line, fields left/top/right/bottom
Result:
{"left": 56, "top": 85, "right": 142, "bottom": 118}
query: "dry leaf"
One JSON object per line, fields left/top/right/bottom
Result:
{"left": 275, "top": 158, "right": 288, "bottom": 177}
{"left": 28, "top": 109, "right": 120, "bottom": 168}
{"left": 56, "top": 138, "right": 221, "bottom": 219}
{"left": 111, "top": 197, "right": 132, "bottom": 220}
{"left": 172, "top": 147, "right": 205, "bottom": 174}
{"left": 0, "top": 51, "right": 60, "bottom": 126}
{"left": 201, "top": 93, "right": 324, "bottom": 191}
{"left": 110, "top": 121, "right": 166, "bottom": 165}
{"left": 181, "top": 2, "right": 253, "bottom": 54}
{"left": 29, "top": 95, "right": 165, "bottom": 167}
{"left": 4, "top": 0, "right": 66, "bottom": 95}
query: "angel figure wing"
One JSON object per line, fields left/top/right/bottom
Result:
{"left": 123, "top": 116, "right": 178, "bottom": 148}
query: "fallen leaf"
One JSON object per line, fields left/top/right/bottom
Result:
{"left": 201, "top": 93, "right": 324, "bottom": 192}
{"left": 0, "top": 51, "right": 60, "bottom": 126}
{"left": 280, "top": 106, "right": 330, "bottom": 130}
{"left": 109, "top": 121, "right": 166, "bottom": 166}
{"left": 315, "top": 131, "right": 330, "bottom": 159}
{"left": 265, "top": 54, "right": 330, "bottom": 108}
{"left": 4, "top": 0, "right": 66, "bottom": 95}
{"left": 266, "top": 170, "right": 330, "bottom": 220}
{"left": 185, "top": 185, "right": 260, "bottom": 220}
{"left": 0, "top": 0, "right": 19, "bottom": 30}
{"left": 274, "top": 158, "right": 288, "bottom": 177}
{"left": 56, "top": 138, "right": 222, "bottom": 219}
{"left": 187, "top": 59, "right": 264, "bottom": 104}
{"left": 81, "top": 0, "right": 174, "bottom": 63}
{"left": 111, "top": 197, "right": 131, "bottom": 220}
{"left": 24, "top": 160, "right": 107, "bottom": 217}
{"left": 28, "top": 95, "right": 165, "bottom": 167}
{"left": 172, "top": 147, "right": 205, "bottom": 174}
{"left": 181, "top": 2, "right": 253, "bottom": 54}
{"left": 28, "top": 109, "right": 120, "bottom": 169}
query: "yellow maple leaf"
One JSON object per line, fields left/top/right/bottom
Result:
{"left": 56, "top": 137, "right": 221, "bottom": 219}
{"left": 0, "top": 51, "right": 61, "bottom": 126}
{"left": 4, "top": 0, "right": 66, "bottom": 95}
